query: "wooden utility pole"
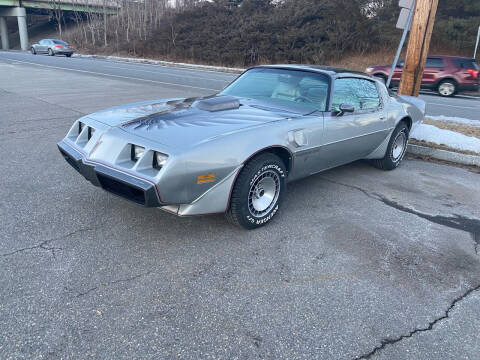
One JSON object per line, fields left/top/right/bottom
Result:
{"left": 398, "top": 0, "right": 438, "bottom": 97}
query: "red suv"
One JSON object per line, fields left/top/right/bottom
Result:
{"left": 366, "top": 55, "right": 479, "bottom": 97}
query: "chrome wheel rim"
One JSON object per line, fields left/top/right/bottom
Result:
{"left": 439, "top": 82, "right": 455, "bottom": 96}
{"left": 248, "top": 170, "right": 280, "bottom": 218}
{"left": 392, "top": 132, "right": 407, "bottom": 161}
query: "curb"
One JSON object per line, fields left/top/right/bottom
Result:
{"left": 407, "top": 144, "right": 480, "bottom": 167}
{"left": 73, "top": 54, "right": 245, "bottom": 73}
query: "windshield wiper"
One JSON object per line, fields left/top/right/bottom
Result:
{"left": 249, "top": 104, "right": 303, "bottom": 115}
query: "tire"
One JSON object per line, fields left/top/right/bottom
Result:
{"left": 226, "top": 153, "right": 287, "bottom": 229}
{"left": 66, "top": 53, "right": 72, "bottom": 58}
{"left": 48, "top": 48, "right": 55, "bottom": 56}
{"left": 437, "top": 79, "right": 456, "bottom": 97}
{"left": 31, "top": 47, "right": 36, "bottom": 55}
{"left": 372, "top": 122, "right": 409, "bottom": 171}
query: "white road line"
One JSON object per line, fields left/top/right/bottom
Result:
{"left": 1, "top": 57, "right": 220, "bottom": 92}
{"left": 83, "top": 57, "right": 241, "bottom": 76}
{"left": 428, "top": 102, "right": 479, "bottom": 109}
{"left": 101, "top": 64, "right": 231, "bottom": 83}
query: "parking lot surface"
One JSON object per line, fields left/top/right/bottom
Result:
{"left": 1, "top": 58, "right": 479, "bottom": 359}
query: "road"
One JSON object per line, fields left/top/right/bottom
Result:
{"left": 0, "top": 50, "right": 479, "bottom": 121}
{"left": 0, "top": 54, "right": 480, "bottom": 360}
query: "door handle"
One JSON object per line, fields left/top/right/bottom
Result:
{"left": 380, "top": 116, "right": 386, "bottom": 121}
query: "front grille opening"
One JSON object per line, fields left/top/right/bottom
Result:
{"left": 60, "top": 149, "right": 80, "bottom": 172}
{"left": 97, "top": 174, "right": 146, "bottom": 205}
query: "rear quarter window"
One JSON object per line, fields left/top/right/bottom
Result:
{"left": 452, "top": 59, "right": 479, "bottom": 70}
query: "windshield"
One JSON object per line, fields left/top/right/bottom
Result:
{"left": 221, "top": 68, "right": 329, "bottom": 112}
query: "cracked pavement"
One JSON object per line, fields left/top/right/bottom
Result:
{"left": 1, "top": 57, "right": 479, "bottom": 359}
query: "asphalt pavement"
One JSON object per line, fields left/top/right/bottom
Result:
{"left": 0, "top": 54, "right": 480, "bottom": 360}
{"left": 0, "top": 50, "right": 479, "bottom": 121}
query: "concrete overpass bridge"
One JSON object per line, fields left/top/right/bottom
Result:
{"left": 0, "top": 0, "right": 118, "bottom": 51}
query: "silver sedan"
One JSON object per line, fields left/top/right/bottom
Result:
{"left": 31, "top": 39, "right": 74, "bottom": 57}
{"left": 58, "top": 65, "right": 425, "bottom": 229}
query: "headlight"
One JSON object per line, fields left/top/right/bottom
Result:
{"left": 131, "top": 145, "right": 145, "bottom": 161}
{"left": 153, "top": 152, "right": 168, "bottom": 170}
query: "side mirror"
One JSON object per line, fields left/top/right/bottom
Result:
{"left": 337, "top": 103, "right": 355, "bottom": 116}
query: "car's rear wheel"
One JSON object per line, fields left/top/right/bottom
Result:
{"left": 226, "top": 153, "right": 286, "bottom": 229}
{"left": 437, "top": 80, "right": 456, "bottom": 97}
{"left": 372, "top": 122, "right": 409, "bottom": 170}
{"left": 48, "top": 48, "right": 54, "bottom": 56}
{"left": 31, "top": 47, "right": 36, "bottom": 55}
{"left": 66, "top": 53, "right": 72, "bottom": 58}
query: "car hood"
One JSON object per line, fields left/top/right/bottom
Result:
{"left": 83, "top": 96, "right": 303, "bottom": 149}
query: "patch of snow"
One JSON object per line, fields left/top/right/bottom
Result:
{"left": 74, "top": 54, "right": 245, "bottom": 73}
{"left": 411, "top": 123, "right": 480, "bottom": 154}
{"left": 426, "top": 115, "right": 480, "bottom": 127}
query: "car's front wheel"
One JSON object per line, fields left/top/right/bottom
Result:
{"left": 372, "top": 122, "right": 409, "bottom": 170}
{"left": 227, "top": 153, "right": 287, "bottom": 229}
{"left": 31, "top": 47, "right": 36, "bottom": 55}
{"left": 48, "top": 48, "right": 54, "bottom": 56}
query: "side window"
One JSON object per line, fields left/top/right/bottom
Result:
{"left": 332, "top": 78, "right": 360, "bottom": 112}
{"left": 39, "top": 40, "right": 45, "bottom": 45}
{"left": 332, "top": 78, "right": 380, "bottom": 112}
{"left": 426, "top": 58, "right": 445, "bottom": 68}
{"left": 298, "top": 77, "right": 329, "bottom": 111}
{"left": 356, "top": 79, "right": 381, "bottom": 110}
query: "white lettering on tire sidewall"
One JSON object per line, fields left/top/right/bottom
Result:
{"left": 249, "top": 164, "right": 285, "bottom": 187}
{"left": 246, "top": 162, "right": 284, "bottom": 225}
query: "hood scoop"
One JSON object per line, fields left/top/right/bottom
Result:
{"left": 194, "top": 96, "right": 240, "bottom": 112}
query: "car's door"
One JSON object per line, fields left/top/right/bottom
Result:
{"left": 39, "top": 40, "right": 49, "bottom": 53}
{"left": 320, "top": 77, "right": 389, "bottom": 169}
{"left": 46, "top": 40, "right": 54, "bottom": 53}
{"left": 422, "top": 57, "right": 445, "bottom": 86}
{"left": 36, "top": 40, "right": 45, "bottom": 52}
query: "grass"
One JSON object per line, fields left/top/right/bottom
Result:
{"left": 423, "top": 118, "right": 480, "bottom": 139}
{"left": 326, "top": 50, "right": 396, "bottom": 71}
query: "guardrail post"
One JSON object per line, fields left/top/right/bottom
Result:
{"left": 0, "top": 16, "right": 8, "bottom": 50}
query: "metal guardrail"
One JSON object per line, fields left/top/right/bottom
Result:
{"left": 0, "top": 0, "right": 119, "bottom": 12}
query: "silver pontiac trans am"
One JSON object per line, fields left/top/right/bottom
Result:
{"left": 58, "top": 65, "right": 425, "bottom": 229}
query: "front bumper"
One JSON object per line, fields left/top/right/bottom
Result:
{"left": 58, "top": 140, "right": 161, "bottom": 207}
